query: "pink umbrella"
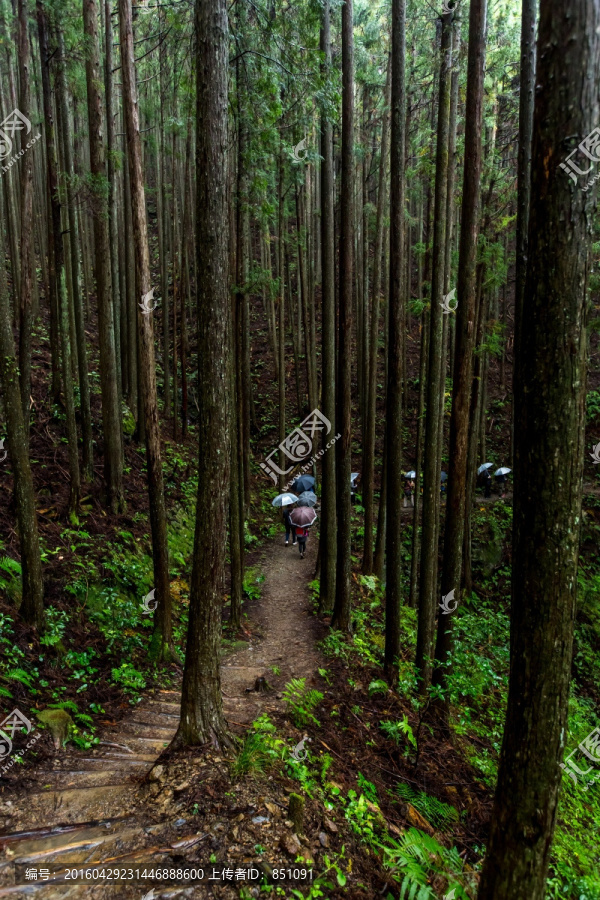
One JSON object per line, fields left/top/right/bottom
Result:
{"left": 289, "top": 507, "right": 317, "bottom": 528}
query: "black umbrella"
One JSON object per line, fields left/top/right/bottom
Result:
{"left": 291, "top": 474, "right": 315, "bottom": 494}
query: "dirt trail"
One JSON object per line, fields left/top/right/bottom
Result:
{"left": 0, "top": 535, "right": 323, "bottom": 897}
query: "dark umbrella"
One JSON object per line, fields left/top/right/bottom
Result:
{"left": 289, "top": 507, "right": 318, "bottom": 528}
{"left": 440, "top": 471, "right": 448, "bottom": 482}
{"left": 296, "top": 491, "right": 317, "bottom": 507}
{"left": 291, "top": 474, "right": 315, "bottom": 494}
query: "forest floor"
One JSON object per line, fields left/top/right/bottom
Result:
{"left": 0, "top": 535, "right": 383, "bottom": 899}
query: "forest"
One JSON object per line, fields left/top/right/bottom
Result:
{"left": 0, "top": 0, "right": 599, "bottom": 897}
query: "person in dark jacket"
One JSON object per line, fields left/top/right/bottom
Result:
{"left": 483, "top": 470, "right": 492, "bottom": 498}
{"left": 283, "top": 508, "right": 296, "bottom": 546}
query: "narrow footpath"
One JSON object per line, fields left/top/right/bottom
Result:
{"left": 0, "top": 535, "right": 324, "bottom": 898}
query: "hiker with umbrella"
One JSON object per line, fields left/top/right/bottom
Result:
{"left": 404, "top": 471, "right": 415, "bottom": 508}
{"left": 291, "top": 474, "right": 315, "bottom": 494}
{"left": 289, "top": 506, "right": 317, "bottom": 559}
{"left": 494, "top": 467, "right": 511, "bottom": 499}
{"left": 477, "top": 462, "right": 493, "bottom": 498}
{"left": 272, "top": 492, "right": 298, "bottom": 546}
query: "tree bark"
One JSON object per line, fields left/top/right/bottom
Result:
{"left": 513, "top": 0, "right": 536, "bottom": 388}
{"left": 383, "top": 0, "right": 406, "bottom": 675}
{"left": 17, "top": 0, "right": 34, "bottom": 434}
{"left": 55, "top": 26, "right": 93, "bottom": 482}
{"left": 319, "top": 0, "right": 337, "bottom": 613}
{"left": 0, "top": 194, "right": 44, "bottom": 628}
{"left": 83, "top": 0, "right": 124, "bottom": 512}
{"left": 477, "top": 0, "right": 599, "bottom": 894}
{"left": 175, "top": 0, "right": 232, "bottom": 749}
{"left": 432, "top": 0, "right": 486, "bottom": 704}
{"left": 415, "top": 10, "right": 453, "bottom": 691}
{"left": 119, "top": 0, "right": 175, "bottom": 662}
{"left": 37, "top": 1, "right": 80, "bottom": 518}
{"left": 363, "top": 57, "right": 390, "bottom": 576}
{"left": 105, "top": 0, "right": 122, "bottom": 399}
{"left": 331, "top": 0, "right": 354, "bottom": 633}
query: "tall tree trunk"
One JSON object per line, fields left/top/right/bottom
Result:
{"left": 158, "top": 6, "right": 171, "bottom": 419}
{"left": 37, "top": 1, "right": 80, "bottom": 517}
{"left": 119, "top": 0, "right": 175, "bottom": 662}
{"left": 513, "top": 0, "right": 536, "bottom": 397}
{"left": 277, "top": 134, "right": 286, "bottom": 491}
{"left": 383, "top": 0, "right": 406, "bottom": 676}
{"left": 415, "top": 10, "right": 453, "bottom": 692}
{"left": 477, "top": 0, "right": 599, "bottom": 894}
{"left": 105, "top": 0, "right": 122, "bottom": 399}
{"left": 175, "top": 0, "right": 232, "bottom": 749}
{"left": 331, "top": 0, "right": 354, "bottom": 633}
{"left": 17, "top": 0, "right": 34, "bottom": 433}
{"left": 0, "top": 199, "right": 44, "bottom": 628}
{"left": 83, "top": 0, "right": 124, "bottom": 512}
{"left": 363, "top": 57, "right": 390, "bottom": 576}
{"left": 408, "top": 308, "right": 429, "bottom": 608}
{"left": 319, "top": 0, "right": 336, "bottom": 613}
{"left": 55, "top": 26, "right": 93, "bottom": 480}
{"left": 432, "top": 0, "right": 486, "bottom": 704}
{"left": 123, "top": 141, "right": 138, "bottom": 423}
{"left": 229, "top": 285, "right": 243, "bottom": 631}
{"left": 236, "top": 77, "right": 251, "bottom": 511}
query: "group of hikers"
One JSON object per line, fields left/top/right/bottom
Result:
{"left": 275, "top": 464, "right": 511, "bottom": 556}
{"left": 402, "top": 463, "right": 511, "bottom": 507}
{"left": 273, "top": 474, "right": 318, "bottom": 560}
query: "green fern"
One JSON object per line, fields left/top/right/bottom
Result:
{"left": 48, "top": 700, "right": 79, "bottom": 714}
{"left": 396, "top": 783, "right": 459, "bottom": 832}
{"left": 282, "top": 677, "right": 323, "bottom": 727}
{"left": 379, "top": 827, "right": 473, "bottom": 900}
{"left": 4, "top": 668, "right": 34, "bottom": 688}
{"left": 368, "top": 678, "right": 389, "bottom": 696}
{"left": 379, "top": 829, "right": 436, "bottom": 899}
{"left": 0, "top": 556, "right": 21, "bottom": 576}
{"left": 0, "top": 556, "right": 22, "bottom": 602}
{"left": 74, "top": 713, "right": 94, "bottom": 726}
{"left": 380, "top": 716, "right": 417, "bottom": 749}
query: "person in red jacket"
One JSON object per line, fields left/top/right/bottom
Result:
{"left": 296, "top": 526, "right": 310, "bottom": 559}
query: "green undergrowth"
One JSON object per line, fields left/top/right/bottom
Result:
{"left": 0, "top": 460, "right": 269, "bottom": 746}
{"left": 324, "top": 497, "right": 600, "bottom": 898}
{"left": 231, "top": 709, "right": 475, "bottom": 898}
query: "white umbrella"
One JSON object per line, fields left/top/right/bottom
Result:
{"left": 494, "top": 467, "right": 511, "bottom": 477}
{"left": 272, "top": 492, "right": 298, "bottom": 507}
{"left": 405, "top": 470, "right": 416, "bottom": 479}
{"left": 478, "top": 463, "right": 493, "bottom": 474}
